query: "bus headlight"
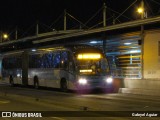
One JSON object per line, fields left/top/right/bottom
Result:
{"left": 106, "top": 77, "right": 113, "bottom": 84}
{"left": 78, "top": 78, "right": 87, "bottom": 85}
{"left": 17, "top": 73, "right": 21, "bottom": 77}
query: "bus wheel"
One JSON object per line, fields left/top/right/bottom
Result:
{"left": 60, "top": 79, "right": 68, "bottom": 92}
{"left": 9, "top": 75, "right": 14, "bottom": 87}
{"left": 34, "top": 76, "right": 39, "bottom": 89}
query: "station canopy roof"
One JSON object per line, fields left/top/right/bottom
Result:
{"left": 1, "top": 16, "right": 160, "bottom": 53}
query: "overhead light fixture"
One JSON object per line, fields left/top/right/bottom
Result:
{"left": 124, "top": 43, "right": 131, "bottom": 45}
{"left": 137, "top": 7, "right": 144, "bottom": 14}
{"left": 31, "top": 49, "right": 36, "bottom": 52}
{"left": 90, "top": 41, "right": 97, "bottom": 44}
{"left": 130, "top": 50, "right": 141, "bottom": 53}
{"left": 131, "top": 47, "right": 138, "bottom": 48}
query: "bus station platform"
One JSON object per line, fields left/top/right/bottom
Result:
{"left": 118, "top": 79, "right": 160, "bottom": 96}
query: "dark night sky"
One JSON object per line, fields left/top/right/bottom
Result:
{"left": 0, "top": 0, "right": 160, "bottom": 38}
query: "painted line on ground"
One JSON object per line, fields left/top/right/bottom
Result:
{"left": 51, "top": 117, "right": 66, "bottom": 120}
{"left": 0, "top": 100, "right": 10, "bottom": 104}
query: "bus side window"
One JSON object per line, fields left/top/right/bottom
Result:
{"left": 53, "top": 52, "right": 61, "bottom": 68}
{"left": 29, "top": 54, "right": 42, "bottom": 68}
{"left": 61, "top": 51, "right": 69, "bottom": 69}
{"left": 3, "top": 56, "right": 22, "bottom": 69}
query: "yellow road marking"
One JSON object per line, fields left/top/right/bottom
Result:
{"left": 0, "top": 100, "right": 10, "bottom": 104}
{"left": 51, "top": 117, "right": 66, "bottom": 120}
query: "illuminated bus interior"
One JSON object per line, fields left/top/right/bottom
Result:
{"left": 76, "top": 53, "right": 109, "bottom": 75}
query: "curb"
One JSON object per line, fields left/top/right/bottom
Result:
{"left": 119, "top": 88, "right": 160, "bottom": 97}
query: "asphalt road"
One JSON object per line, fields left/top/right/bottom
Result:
{"left": 0, "top": 84, "right": 160, "bottom": 120}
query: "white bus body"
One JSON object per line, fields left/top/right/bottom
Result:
{"left": 1, "top": 45, "right": 113, "bottom": 91}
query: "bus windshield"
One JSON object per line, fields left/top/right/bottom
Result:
{"left": 76, "top": 53, "right": 109, "bottom": 75}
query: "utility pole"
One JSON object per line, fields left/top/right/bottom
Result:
{"left": 64, "top": 9, "right": 67, "bottom": 31}
{"left": 36, "top": 21, "right": 39, "bottom": 36}
{"left": 141, "top": 0, "right": 144, "bottom": 19}
{"left": 113, "top": 14, "right": 116, "bottom": 25}
{"left": 103, "top": 3, "right": 107, "bottom": 56}
{"left": 0, "top": 31, "right": 2, "bottom": 42}
{"left": 141, "top": 0, "right": 144, "bottom": 79}
{"left": 103, "top": 3, "right": 107, "bottom": 27}
{"left": 15, "top": 27, "right": 18, "bottom": 40}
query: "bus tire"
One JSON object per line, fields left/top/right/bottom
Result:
{"left": 9, "top": 75, "right": 14, "bottom": 87}
{"left": 60, "top": 78, "right": 68, "bottom": 92}
{"left": 34, "top": 76, "right": 39, "bottom": 89}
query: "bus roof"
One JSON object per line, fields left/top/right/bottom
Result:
{"left": 1, "top": 44, "right": 104, "bottom": 56}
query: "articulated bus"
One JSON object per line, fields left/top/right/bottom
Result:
{"left": 0, "top": 45, "right": 113, "bottom": 92}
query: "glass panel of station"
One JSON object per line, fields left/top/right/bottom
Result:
{"left": 83, "top": 35, "right": 142, "bottom": 79}
{"left": 105, "top": 35, "right": 142, "bottom": 79}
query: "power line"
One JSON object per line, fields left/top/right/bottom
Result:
{"left": 144, "top": 0, "right": 154, "bottom": 16}
{"left": 66, "top": 12, "right": 88, "bottom": 29}
{"left": 107, "top": 7, "right": 132, "bottom": 20}
{"left": 20, "top": 23, "right": 35, "bottom": 38}
{"left": 50, "top": 12, "right": 64, "bottom": 28}
{"left": 150, "top": 0, "right": 160, "bottom": 6}
{"left": 115, "top": 0, "right": 138, "bottom": 20}
{"left": 88, "top": 16, "right": 115, "bottom": 30}
{"left": 89, "top": 21, "right": 103, "bottom": 30}
{"left": 150, "top": 0, "right": 160, "bottom": 14}
{"left": 82, "top": 6, "right": 103, "bottom": 28}
{"left": 38, "top": 21, "right": 53, "bottom": 32}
